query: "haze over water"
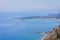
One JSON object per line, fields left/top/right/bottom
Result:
{"left": 0, "top": 12, "right": 60, "bottom": 40}
{"left": 0, "top": 0, "right": 60, "bottom": 40}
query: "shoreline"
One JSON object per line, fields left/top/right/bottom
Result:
{"left": 40, "top": 25, "right": 60, "bottom": 40}
{"left": 41, "top": 34, "right": 47, "bottom": 40}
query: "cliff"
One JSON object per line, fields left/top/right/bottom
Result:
{"left": 41, "top": 25, "right": 60, "bottom": 40}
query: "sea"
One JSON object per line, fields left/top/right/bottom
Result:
{"left": 0, "top": 12, "right": 60, "bottom": 40}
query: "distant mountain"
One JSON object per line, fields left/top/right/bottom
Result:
{"left": 46, "top": 12, "right": 60, "bottom": 19}
{"left": 14, "top": 12, "right": 60, "bottom": 20}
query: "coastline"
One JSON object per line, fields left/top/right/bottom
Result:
{"left": 41, "top": 34, "right": 47, "bottom": 40}
{"left": 40, "top": 25, "right": 60, "bottom": 40}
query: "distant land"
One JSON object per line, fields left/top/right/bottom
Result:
{"left": 14, "top": 12, "right": 60, "bottom": 20}
{"left": 43, "top": 12, "right": 60, "bottom": 19}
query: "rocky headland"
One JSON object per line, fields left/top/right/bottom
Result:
{"left": 41, "top": 25, "right": 60, "bottom": 40}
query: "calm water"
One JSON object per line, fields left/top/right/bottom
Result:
{"left": 0, "top": 13, "right": 60, "bottom": 40}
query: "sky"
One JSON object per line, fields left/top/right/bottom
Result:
{"left": 0, "top": 0, "right": 60, "bottom": 12}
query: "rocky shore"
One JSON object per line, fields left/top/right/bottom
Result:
{"left": 41, "top": 25, "right": 60, "bottom": 40}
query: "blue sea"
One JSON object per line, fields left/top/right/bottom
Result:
{"left": 0, "top": 12, "right": 60, "bottom": 40}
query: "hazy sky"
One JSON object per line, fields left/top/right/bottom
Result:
{"left": 0, "top": 0, "right": 60, "bottom": 12}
